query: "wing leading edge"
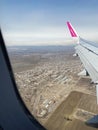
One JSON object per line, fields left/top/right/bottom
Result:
{"left": 66, "top": 21, "right": 98, "bottom": 104}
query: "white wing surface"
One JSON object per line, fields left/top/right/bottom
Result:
{"left": 67, "top": 22, "right": 98, "bottom": 103}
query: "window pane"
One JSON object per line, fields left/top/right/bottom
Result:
{"left": 1, "top": 0, "right": 98, "bottom": 129}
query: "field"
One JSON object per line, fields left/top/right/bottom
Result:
{"left": 45, "top": 91, "right": 97, "bottom": 130}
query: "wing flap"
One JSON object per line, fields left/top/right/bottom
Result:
{"left": 75, "top": 44, "right": 98, "bottom": 83}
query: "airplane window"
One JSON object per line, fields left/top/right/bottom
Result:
{"left": 1, "top": 0, "right": 98, "bottom": 129}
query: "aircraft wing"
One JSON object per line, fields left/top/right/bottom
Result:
{"left": 67, "top": 22, "right": 98, "bottom": 104}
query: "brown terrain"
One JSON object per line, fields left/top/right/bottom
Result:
{"left": 7, "top": 45, "right": 97, "bottom": 130}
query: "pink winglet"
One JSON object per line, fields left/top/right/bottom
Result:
{"left": 67, "top": 22, "right": 78, "bottom": 37}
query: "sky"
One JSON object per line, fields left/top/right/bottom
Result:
{"left": 1, "top": 0, "right": 98, "bottom": 46}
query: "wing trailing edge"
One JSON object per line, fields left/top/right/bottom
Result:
{"left": 66, "top": 21, "right": 98, "bottom": 106}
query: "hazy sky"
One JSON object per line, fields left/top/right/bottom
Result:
{"left": 1, "top": 0, "right": 98, "bottom": 45}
